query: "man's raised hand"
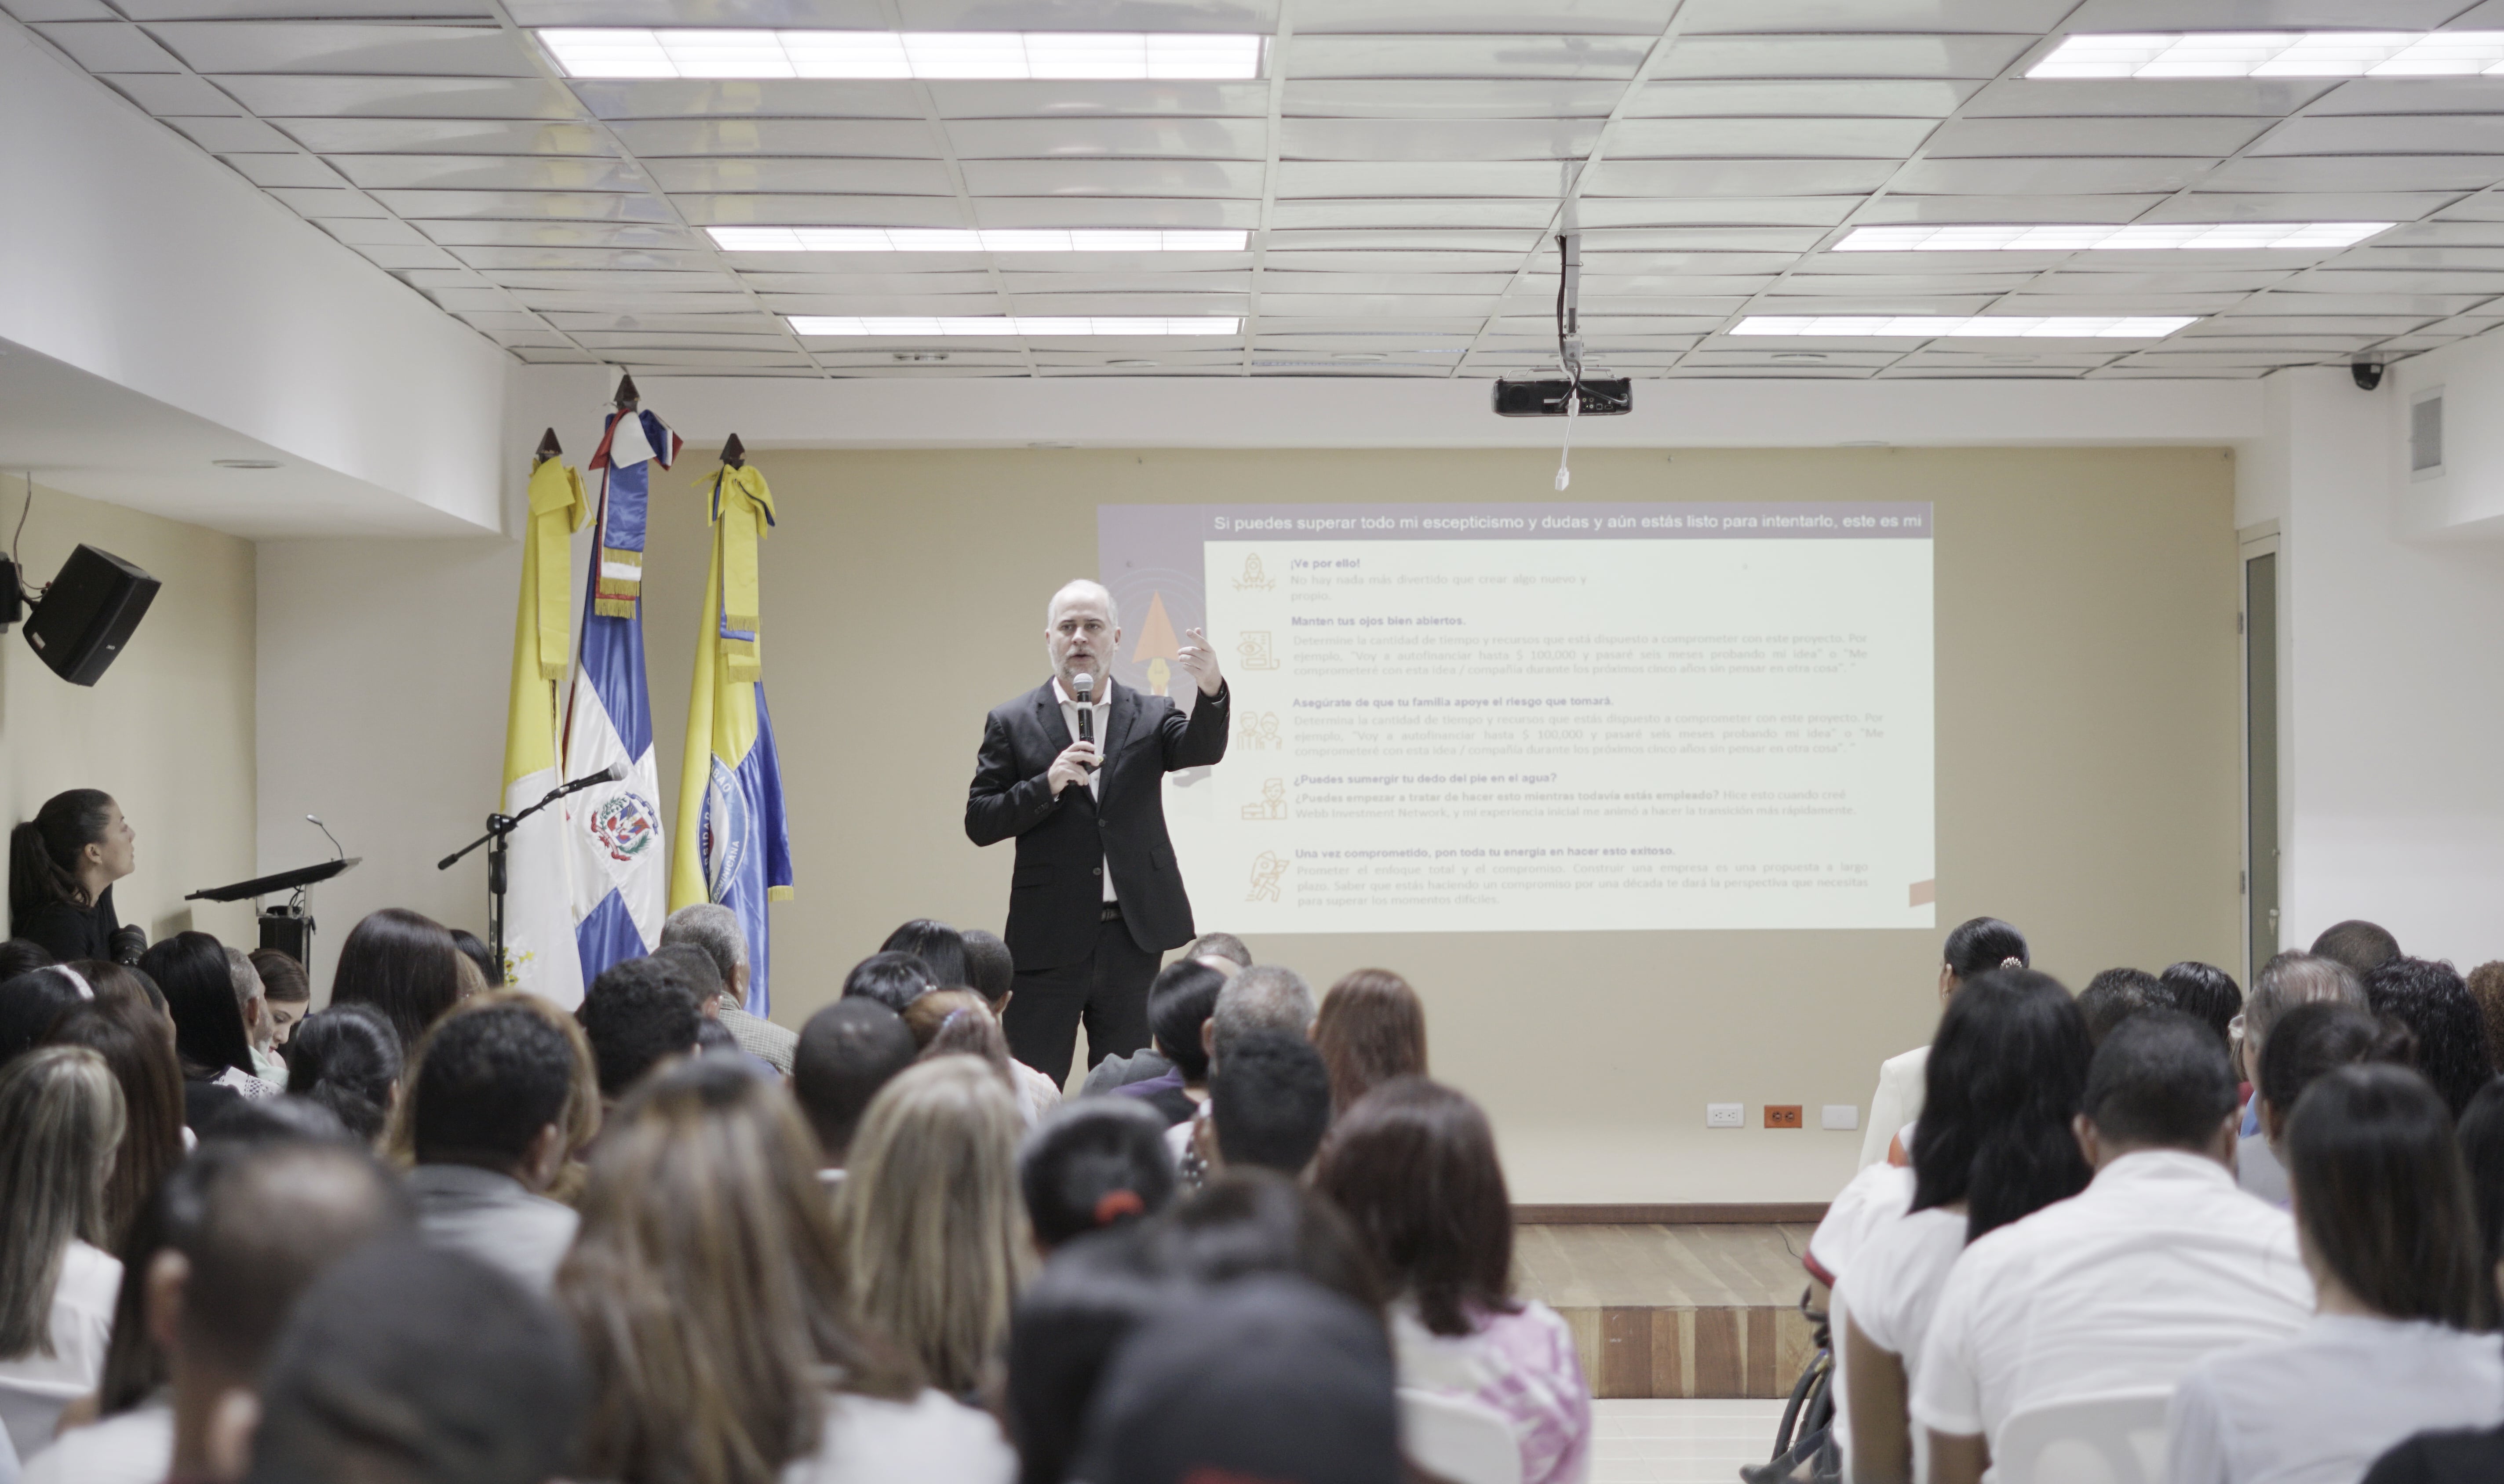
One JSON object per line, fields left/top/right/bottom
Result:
{"left": 1176, "top": 626, "right": 1224, "bottom": 695}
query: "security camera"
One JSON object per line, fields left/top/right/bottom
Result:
{"left": 2352, "top": 360, "right": 2384, "bottom": 391}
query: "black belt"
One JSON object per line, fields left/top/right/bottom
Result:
{"left": 1100, "top": 900, "right": 1123, "bottom": 922}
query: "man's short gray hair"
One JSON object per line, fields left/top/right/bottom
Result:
{"left": 1047, "top": 578, "right": 1119, "bottom": 630}
{"left": 660, "top": 902, "right": 747, "bottom": 982}
{"left": 2247, "top": 949, "right": 2364, "bottom": 1044}
{"left": 1211, "top": 964, "right": 1313, "bottom": 1066}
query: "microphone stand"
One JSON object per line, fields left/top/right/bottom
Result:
{"left": 436, "top": 778, "right": 581, "bottom": 979}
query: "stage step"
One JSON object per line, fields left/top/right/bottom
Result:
{"left": 1515, "top": 1223, "right": 1820, "bottom": 1400}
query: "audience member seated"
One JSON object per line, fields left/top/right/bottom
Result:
{"left": 1071, "top": 1276, "right": 1398, "bottom": 1484}
{"left": 2313, "top": 920, "right": 2402, "bottom": 980}
{"left": 448, "top": 927, "right": 501, "bottom": 989}
{"left": 2169, "top": 1064, "right": 2500, "bottom": 1484}
{"left": 1006, "top": 1225, "right": 1170, "bottom": 1484}
{"left": 238, "top": 1241, "right": 584, "bottom": 1484}
{"left": 1840, "top": 969, "right": 2093, "bottom": 1484}
{"left": 558, "top": 1058, "right": 1010, "bottom": 1484}
{"left": 1080, "top": 933, "right": 1251, "bottom": 1096}
{"left": 793, "top": 999, "right": 918, "bottom": 1178}
{"left": 1185, "top": 931, "right": 1252, "bottom": 970}
{"left": 2466, "top": 962, "right": 2504, "bottom": 1083}
{"left": 2253, "top": 1003, "right": 2415, "bottom": 1189}
{"left": 1315, "top": 1077, "right": 1590, "bottom": 1484}
{"left": 904, "top": 989, "right": 1024, "bottom": 1091}
{"left": 7, "top": 790, "right": 139, "bottom": 966}
{"left": 1863, "top": 917, "right": 2029, "bottom": 1168}
{"left": 2238, "top": 953, "right": 2369, "bottom": 1202}
{"left": 2363, "top": 957, "right": 2493, "bottom": 1117}
{"left": 403, "top": 1000, "right": 581, "bottom": 1294}
{"left": 1020, "top": 1100, "right": 1177, "bottom": 1254}
{"left": 576, "top": 956, "right": 700, "bottom": 1106}
{"left": 2164, "top": 961, "right": 2245, "bottom": 1045}
{"left": 1913, "top": 1012, "right": 2314, "bottom": 1484}
{"left": 1108, "top": 958, "right": 1226, "bottom": 1127}
{"left": 2455, "top": 1078, "right": 2504, "bottom": 1284}
{"left": 221, "top": 948, "right": 283, "bottom": 1086}
{"left": 0, "top": 939, "right": 54, "bottom": 982}
{"left": 883, "top": 917, "right": 972, "bottom": 989}
{"left": 283, "top": 1004, "right": 401, "bottom": 1144}
{"left": 1175, "top": 964, "right": 1318, "bottom": 1179}
{"left": 2076, "top": 966, "right": 2170, "bottom": 1046}
{"left": 244, "top": 950, "right": 310, "bottom": 1051}
{"left": 1206, "top": 1029, "right": 1331, "bottom": 1177}
{"left": 959, "top": 928, "right": 1064, "bottom": 1120}
{"left": 648, "top": 942, "right": 772, "bottom": 1078}
{"left": 41, "top": 990, "right": 184, "bottom": 1250}
{"left": 1312, "top": 968, "right": 1428, "bottom": 1117}
{"left": 835, "top": 1056, "right": 1031, "bottom": 1400}
{"left": 1158, "top": 1171, "right": 1383, "bottom": 1318}
{"left": 146, "top": 934, "right": 280, "bottom": 1125}
{"left": 0, "top": 971, "right": 86, "bottom": 1081}
{"left": 0, "top": 1047, "right": 125, "bottom": 1456}
{"left": 660, "top": 902, "right": 797, "bottom": 1073}
{"left": 843, "top": 950, "right": 939, "bottom": 1014}
{"left": 327, "top": 907, "right": 481, "bottom": 1064}
{"left": 197, "top": 1095, "right": 355, "bottom": 1147}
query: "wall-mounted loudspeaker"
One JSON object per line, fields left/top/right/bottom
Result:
{"left": 24, "top": 545, "right": 159, "bottom": 686}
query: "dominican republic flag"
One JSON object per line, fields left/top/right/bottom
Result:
{"left": 563, "top": 404, "right": 680, "bottom": 983}
{"left": 669, "top": 460, "right": 794, "bottom": 1015}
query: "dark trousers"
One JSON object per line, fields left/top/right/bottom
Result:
{"left": 1003, "top": 907, "right": 1158, "bottom": 1088}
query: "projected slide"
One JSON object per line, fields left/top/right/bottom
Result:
{"left": 1098, "top": 503, "right": 1934, "bottom": 934}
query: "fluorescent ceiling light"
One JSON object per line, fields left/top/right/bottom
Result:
{"left": 1836, "top": 222, "right": 2393, "bottom": 252}
{"left": 537, "top": 29, "right": 1263, "bottom": 79}
{"left": 710, "top": 227, "right": 1248, "bottom": 252}
{"left": 1731, "top": 316, "right": 2198, "bottom": 338}
{"left": 788, "top": 316, "right": 1243, "bottom": 335}
{"left": 2030, "top": 31, "right": 2504, "bottom": 78}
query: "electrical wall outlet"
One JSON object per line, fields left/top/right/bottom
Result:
{"left": 1705, "top": 1102, "right": 1743, "bottom": 1128}
{"left": 1764, "top": 1104, "right": 1803, "bottom": 1129}
{"left": 1822, "top": 1105, "right": 1860, "bottom": 1131}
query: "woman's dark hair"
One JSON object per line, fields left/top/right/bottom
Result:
{"left": 2456, "top": 1078, "right": 2504, "bottom": 1286}
{"left": 2160, "top": 961, "right": 2242, "bottom": 1044}
{"left": 2287, "top": 1063, "right": 2488, "bottom": 1329}
{"left": 2365, "top": 957, "right": 2495, "bottom": 1118}
{"left": 1156, "top": 1169, "right": 1383, "bottom": 1322}
{"left": 880, "top": 919, "right": 969, "bottom": 990}
{"left": 44, "top": 990, "right": 185, "bottom": 1251}
{"left": 77, "top": 962, "right": 164, "bottom": 1015}
{"left": 1943, "top": 917, "right": 2028, "bottom": 982}
{"left": 1313, "top": 969, "right": 1429, "bottom": 1115}
{"left": 1911, "top": 968, "right": 2095, "bottom": 1243}
{"left": 142, "top": 933, "right": 254, "bottom": 1080}
{"left": 9, "top": 789, "right": 115, "bottom": 918}
{"left": 329, "top": 909, "right": 469, "bottom": 1060}
{"left": 1007, "top": 1227, "right": 1173, "bottom": 1484}
{"left": 247, "top": 949, "right": 310, "bottom": 1005}
{"left": 0, "top": 939, "right": 54, "bottom": 982}
{"left": 285, "top": 1004, "right": 402, "bottom": 1141}
{"left": 1146, "top": 958, "right": 1227, "bottom": 1083}
{"left": 2259, "top": 1002, "right": 2415, "bottom": 1128}
{"left": 448, "top": 930, "right": 501, "bottom": 992}
{"left": 1311, "top": 1078, "right": 1505, "bottom": 1336}
{"left": 842, "top": 951, "right": 937, "bottom": 1014}
{"left": 0, "top": 968, "right": 88, "bottom": 1068}
{"left": 1020, "top": 1100, "right": 1178, "bottom": 1251}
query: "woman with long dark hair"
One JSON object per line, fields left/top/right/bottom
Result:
{"left": 284, "top": 1004, "right": 402, "bottom": 1146}
{"left": 1841, "top": 968, "right": 2094, "bottom": 1484}
{"left": 1862, "top": 916, "right": 2030, "bottom": 1169}
{"left": 328, "top": 908, "right": 478, "bottom": 1063}
{"left": 139, "top": 932, "right": 277, "bottom": 1131}
{"left": 8, "top": 790, "right": 137, "bottom": 964}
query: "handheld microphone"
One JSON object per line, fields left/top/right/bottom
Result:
{"left": 551, "top": 761, "right": 629, "bottom": 800}
{"left": 1073, "top": 673, "right": 1095, "bottom": 743}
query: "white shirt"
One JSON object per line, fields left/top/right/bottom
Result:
{"left": 1840, "top": 1205, "right": 1966, "bottom": 1377}
{"left": 1808, "top": 1161, "right": 1913, "bottom": 1465}
{"left": 2168, "top": 1313, "right": 2504, "bottom": 1484}
{"left": 1912, "top": 1150, "right": 2312, "bottom": 1448}
{"left": 780, "top": 1389, "right": 1014, "bottom": 1484}
{"left": 1010, "top": 1059, "right": 1063, "bottom": 1127}
{"left": 1862, "top": 1046, "right": 1928, "bottom": 1168}
{"left": 1053, "top": 676, "right": 1117, "bottom": 902}
{"left": 21, "top": 1395, "right": 172, "bottom": 1484}
{"left": 0, "top": 1241, "right": 122, "bottom": 1459}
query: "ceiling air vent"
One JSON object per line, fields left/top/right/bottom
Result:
{"left": 2411, "top": 388, "right": 2445, "bottom": 480}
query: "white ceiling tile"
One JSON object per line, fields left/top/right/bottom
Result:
{"left": 1271, "top": 197, "right": 1562, "bottom": 228}
{"left": 1575, "top": 196, "right": 1861, "bottom": 226}
{"left": 946, "top": 117, "right": 1266, "bottom": 159}
{"left": 2435, "top": 196, "right": 2504, "bottom": 222}
{"left": 1986, "top": 291, "right": 2253, "bottom": 313}
{"left": 147, "top": 23, "right": 538, "bottom": 77}
{"left": 1585, "top": 226, "right": 1828, "bottom": 249}
{"left": 2361, "top": 334, "right": 2465, "bottom": 351}
{"left": 331, "top": 154, "right": 651, "bottom": 190}
{"left": 1855, "top": 193, "right": 2166, "bottom": 222}
{"left": 1579, "top": 273, "right": 1779, "bottom": 294}
{"left": 597, "top": 350, "right": 816, "bottom": 367}
{"left": 1279, "top": 118, "right": 1599, "bottom": 162}
{"left": 2, "top": 0, "right": 116, "bottom": 18}
{"left": 2201, "top": 158, "right": 2504, "bottom": 193}
{"left": 482, "top": 332, "right": 577, "bottom": 348}
{"left": 2306, "top": 79, "right": 2504, "bottom": 116}
{"left": 1681, "top": 0, "right": 2075, "bottom": 32}
{"left": 569, "top": 330, "right": 796, "bottom": 348}
{"left": 1005, "top": 293, "right": 1251, "bottom": 314}
{"left": 486, "top": 269, "right": 742, "bottom": 292}
{"left": 510, "top": 348, "right": 601, "bottom": 362}
{"left": 166, "top": 114, "right": 298, "bottom": 151}
{"left": 503, "top": 0, "right": 882, "bottom": 23}
{"left": 896, "top": 0, "right": 1276, "bottom": 28}
{"left": 1294, "top": 0, "right": 1672, "bottom": 33}
{"left": 2292, "top": 269, "right": 2504, "bottom": 295}
{"left": 2347, "top": 244, "right": 2504, "bottom": 268}
{"left": 1680, "top": 349, "right": 1903, "bottom": 365}
{"left": 1279, "top": 160, "right": 1574, "bottom": 197}
{"left": 319, "top": 216, "right": 429, "bottom": 245}
{"left": 1882, "top": 349, "right": 2120, "bottom": 366}
{"left": 1256, "top": 269, "right": 1516, "bottom": 293}
{"left": 220, "top": 153, "right": 348, "bottom": 187}
{"left": 123, "top": 0, "right": 489, "bottom": 15}
{"left": 1265, "top": 228, "right": 1544, "bottom": 249}
{"left": 1284, "top": 34, "right": 1650, "bottom": 80}
{"left": 2026, "top": 269, "right": 2299, "bottom": 294}
{"left": 99, "top": 72, "right": 244, "bottom": 113}
{"left": 2061, "top": 0, "right": 2470, "bottom": 24}
{"left": 995, "top": 269, "right": 1257, "bottom": 291}
{"left": 616, "top": 118, "right": 943, "bottom": 158}
{"left": 644, "top": 157, "right": 958, "bottom": 193}
{"left": 733, "top": 269, "right": 1003, "bottom": 291}
{"left": 1767, "top": 272, "right": 2037, "bottom": 294}
{"left": 673, "top": 193, "right": 968, "bottom": 226}
{"left": 369, "top": 188, "right": 676, "bottom": 219}
{"left": 32, "top": 22, "right": 186, "bottom": 72}
{"left": 1624, "top": 78, "right": 1974, "bottom": 117}
{"left": 925, "top": 80, "right": 1272, "bottom": 117}
{"left": 1923, "top": 116, "right": 2266, "bottom": 158}
{"left": 1606, "top": 117, "right": 1935, "bottom": 158}
{"left": 1960, "top": 77, "right": 2323, "bottom": 118}
{"left": 1262, "top": 249, "right": 1533, "bottom": 271}
{"left": 219, "top": 75, "right": 580, "bottom": 118}
{"left": 1741, "top": 295, "right": 1999, "bottom": 314}
{"left": 263, "top": 185, "right": 388, "bottom": 215}
{"left": 1256, "top": 293, "right": 1496, "bottom": 316}
{"left": 2170, "top": 334, "right": 2385, "bottom": 350}
{"left": 1588, "top": 250, "right": 1802, "bottom": 272}
{"left": 1892, "top": 158, "right": 2222, "bottom": 194}
{"left": 277, "top": 118, "right": 617, "bottom": 155}
{"left": 457, "top": 244, "right": 715, "bottom": 269}
{"left": 2230, "top": 292, "right": 2484, "bottom": 314}
{"left": 1284, "top": 80, "right": 1623, "bottom": 117}
{"left": 354, "top": 243, "right": 463, "bottom": 269}
{"left": 503, "top": 289, "right": 753, "bottom": 313}
{"left": 419, "top": 218, "right": 696, "bottom": 246}
{"left": 2194, "top": 314, "right": 2435, "bottom": 335}
{"left": 2148, "top": 192, "right": 2458, "bottom": 222}
{"left": 571, "top": 79, "right": 928, "bottom": 119}
{"left": 1584, "top": 159, "right": 1898, "bottom": 195}
{"left": 971, "top": 196, "right": 1258, "bottom": 226}
{"left": 2250, "top": 117, "right": 2504, "bottom": 156}
{"left": 1651, "top": 34, "right": 2031, "bottom": 80}
{"left": 958, "top": 159, "right": 1265, "bottom": 196}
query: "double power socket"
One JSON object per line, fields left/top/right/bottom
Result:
{"left": 1706, "top": 1103, "right": 1859, "bottom": 1131}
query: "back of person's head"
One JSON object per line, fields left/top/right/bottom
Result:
{"left": 411, "top": 1003, "right": 576, "bottom": 1174}
{"left": 842, "top": 949, "right": 937, "bottom": 1013}
{"left": 144, "top": 932, "right": 258, "bottom": 1078}
{"left": 2081, "top": 1010, "right": 2237, "bottom": 1153}
{"left": 1157, "top": 1170, "right": 1383, "bottom": 1320}
{"left": 908, "top": 989, "right": 1016, "bottom": 1082}
{"left": 1913, "top": 968, "right": 2094, "bottom": 1243}
{"left": 1943, "top": 917, "right": 2028, "bottom": 982}
{"left": 1184, "top": 931, "right": 1252, "bottom": 969}
{"left": 285, "top": 1004, "right": 403, "bottom": 1142}
{"left": 1075, "top": 1275, "right": 1398, "bottom": 1484}
{"left": 79, "top": 960, "right": 163, "bottom": 1014}
{"left": 244, "top": 1240, "right": 586, "bottom": 1484}
{"left": 881, "top": 918, "right": 970, "bottom": 989}
{"left": 200, "top": 1094, "right": 357, "bottom": 1146}
{"left": 835, "top": 1055, "right": 1030, "bottom": 1395}
{"left": 1211, "top": 964, "right": 1315, "bottom": 1066}
{"left": 1020, "top": 1100, "right": 1177, "bottom": 1251}
{"left": 2076, "top": 967, "right": 2169, "bottom": 1046}
{"left": 2456, "top": 1077, "right": 2504, "bottom": 1278}
{"left": 0, "top": 1045, "right": 124, "bottom": 1357}
{"left": 2248, "top": 950, "right": 2366, "bottom": 1051}
{"left": 2258, "top": 1001, "right": 2414, "bottom": 1131}
{"left": 649, "top": 942, "right": 726, "bottom": 1008}
{"left": 44, "top": 992, "right": 185, "bottom": 1248}
{"left": 2287, "top": 1064, "right": 2487, "bottom": 1329}
{"left": 0, "top": 966, "right": 89, "bottom": 1068}
{"left": 1009, "top": 1226, "right": 1172, "bottom": 1484}
{"left": 1146, "top": 957, "right": 1227, "bottom": 1083}
{"left": 961, "top": 928, "right": 1015, "bottom": 1007}
{"left": 562, "top": 1058, "right": 899, "bottom": 1483}
{"left": 1211, "top": 1029, "right": 1332, "bottom": 1175}
{"left": 2312, "top": 919, "right": 2402, "bottom": 978}
{"left": 659, "top": 901, "right": 747, "bottom": 995}
{"left": 448, "top": 928, "right": 501, "bottom": 992}
{"left": 1312, "top": 968, "right": 1428, "bottom": 1114}
{"left": 1311, "top": 1078, "right": 1502, "bottom": 1335}
{"left": 167, "top": 1136, "right": 414, "bottom": 1377}
{"left": 0, "top": 939, "right": 53, "bottom": 982}
{"left": 576, "top": 956, "right": 700, "bottom": 1098}
{"left": 2160, "top": 961, "right": 2242, "bottom": 1044}
{"left": 792, "top": 999, "right": 918, "bottom": 1163}
{"left": 2364, "top": 956, "right": 2493, "bottom": 1117}
{"left": 247, "top": 949, "right": 310, "bottom": 1008}
{"left": 9, "top": 788, "right": 117, "bottom": 919}
{"left": 2466, "top": 963, "right": 2504, "bottom": 1085}
{"left": 330, "top": 907, "right": 476, "bottom": 1059}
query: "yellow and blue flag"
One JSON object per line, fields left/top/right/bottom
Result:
{"left": 501, "top": 451, "right": 588, "bottom": 1006}
{"left": 670, "top": 458, "right": 793, "bottom": 1013}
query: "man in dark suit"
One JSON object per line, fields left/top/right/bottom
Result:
{"left": 966, "top": 579, "right": 1229, "bottom": 1084}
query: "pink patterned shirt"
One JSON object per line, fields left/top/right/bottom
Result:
{"left": 1392, "top": 1297, "right": 1593, "bottom": 1484}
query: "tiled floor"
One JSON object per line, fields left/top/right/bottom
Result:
{"left": 1590, "top": 1398, "right": 1792, "bottom": 1484}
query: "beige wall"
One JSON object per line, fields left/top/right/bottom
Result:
{"left": 622, "top": 445, "right": 2242, "bottom": 1203}
{"left": 1, "top": 481, "right": 257, "bottom": 947}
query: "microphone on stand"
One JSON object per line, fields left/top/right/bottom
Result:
{"left": 1073, "top": 673, "right": 1097, "bottom": 772}
{"left": 548, "top": 761, "right": 629, "bottom": 801}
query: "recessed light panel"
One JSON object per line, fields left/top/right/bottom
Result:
{"left": 788, "top": 316, "right": 1243, "bottom": 335}
{"left": 1732, "top": 316, "right": 2198, "bottom": 338}
{"left": 537, "top": 29, "right": 1264, "bottom": 80}
{"left": 1835, "top": 222, "right": 2393, "bottom": 252}
{"left": 709, "top": 227, "right": 1248, "bottom": 252}
{"left": 2030, "top": 31, "right": 2504, "bottom": 78}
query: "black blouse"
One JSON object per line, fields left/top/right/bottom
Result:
{"left": 11, "top": 884, "right": 120, "bottom": 964}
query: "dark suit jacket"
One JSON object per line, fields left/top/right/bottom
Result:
{"left": 966, "top": 678, "right": 1230, "bottom": 972}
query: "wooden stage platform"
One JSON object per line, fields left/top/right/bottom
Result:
{"left": 1514, "top": 1223, "right": 1820, "bottom": 1400}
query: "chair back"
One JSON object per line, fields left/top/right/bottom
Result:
{"left": 1398, "top": 1387, "right": 1523, "bottom": 1484}
{"left": 1994, "top": 1387, "right": 2173, "bottom": 1484}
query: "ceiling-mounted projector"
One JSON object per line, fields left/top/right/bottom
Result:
{"left": 1493, "top": 229, "right": 1629, "bottom": 417}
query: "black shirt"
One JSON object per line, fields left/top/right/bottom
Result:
{"left": 2365, "top": 1424, "right": 2504, "bottom": 1484}
{"left": 12, "top": 885, "right": 120, "bottom": 964}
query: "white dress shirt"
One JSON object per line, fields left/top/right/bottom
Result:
{"left": 2168, "top": 1313, "right": 2504, "bottom": 1484}
{"left": 1807, "top": 1161, "right": 1913, "bottom": 1465}
{"left": 780, "top": 1389, "right": 1015, "bottom": 1484}
{"left": 1053, "top": 676, "right": 1117, "bottom": 902}
{"left": 1912, "top": 1149, "right": 2313, "bottom": 1448}
{"left": 1841, "top": 1205, "right": 1966, "bottom": 1377}
{"left": 0, "top": 1240, "right": 121, "bottom": 1459}
{"left": 21, "top": 1394, "right": 173, "bottom": 1484}
{"left": 1861, "top": 1045, "right": 1928, "bottom": 1168}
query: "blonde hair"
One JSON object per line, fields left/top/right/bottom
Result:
{"left": 560, "top": 1060, "right": 908, "bottom": 1484}
{"left": 901, "top": 990, "right": 1014, "bottom": 1085}
{"left": 383, "top": 989, "right": 601, "bottom": 1199}
{"left": 0, "top": 1046, "right": 126, "bottom": 1357}
{"left": 833, "top": 1056, "right": 1030, "bottom": 1396}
